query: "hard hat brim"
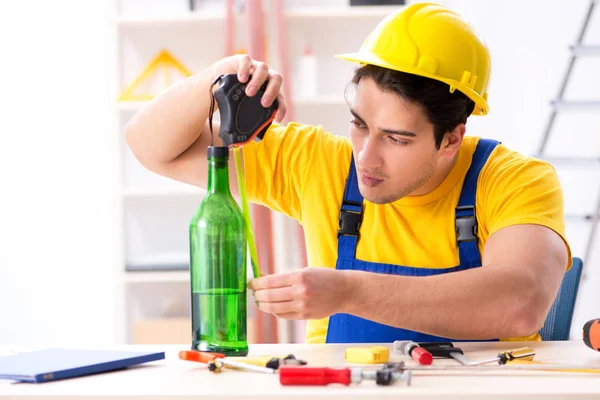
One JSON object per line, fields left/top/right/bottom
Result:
{"left": 335, "top": 51, "right": 489, "bottom": 116}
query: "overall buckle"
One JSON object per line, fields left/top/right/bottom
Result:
{"left": 338, "top": 209, "right": 362, "bottom": 237}
{"left": 455, "top": 205, "right": 477, "bottom": 243}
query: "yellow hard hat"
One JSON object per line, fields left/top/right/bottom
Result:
{"left": 336, "top": 2, "right": 491, "bottom": 116}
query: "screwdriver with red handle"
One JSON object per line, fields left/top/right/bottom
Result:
{"left": 279, "top": 365, "right": 412, "bottom": 386}
{"left": 280, "top": 366, "right": 352, "bottom": 386}
{"left": 394, "top": 341, "right": 433, "bottom": 365}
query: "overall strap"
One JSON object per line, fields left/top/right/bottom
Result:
{"left": 456, "top": 138, "right": 500, "bottom": 268}
{"left": 337, "top": 156, "right": 364, "bottom": 259}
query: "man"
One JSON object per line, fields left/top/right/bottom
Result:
{"left": 125, "top": 2, "right": 570, "bottom": 344}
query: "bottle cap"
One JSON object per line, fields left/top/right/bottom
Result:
{"left": 207, "top": 146, "right": 229, "bottom": 159}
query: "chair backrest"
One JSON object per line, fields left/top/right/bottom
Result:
{"left": 539, "top": 257, "right": 584, "bottom": 340}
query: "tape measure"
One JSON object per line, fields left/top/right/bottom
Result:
{"left": 213, "top": 73, "right": 279, "bottom": 148}
{"left": 345, "top": 346, "right": 390, "bottom": 364}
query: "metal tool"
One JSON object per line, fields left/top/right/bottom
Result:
{"left": 395, "top": 341, "right": 463, "bottom": 364}
{"left": 227, "top": 354, "right": 307, "bottom": 370}
{"left": 179, "top": 349, "right": 276, "bottom": 374}
{"left": 279, "top": 364, "right": 412, "bottom": 387}
{"left": 208, "top": 358, "right": 276, "bottom": 374}
{"left": 400, "top": 342, "right": 534, "bottom": 367}
{"left": 467, "top": 347, "right": 536, "bottom": 366}
{"left": 179, "top": 350, "right": 223, "bottom": 363}
{"left": 345, "top": 346, "right": 389, "bottom": 364}
{"left": 394, "top": 341, "right": 433, "bottom": 365}
{"left": 376, "top": 361, "right": 600, "bottom": 374}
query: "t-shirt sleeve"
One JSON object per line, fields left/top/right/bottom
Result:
{"left": 477, "top": 145, "right": 572, "bottom": 268}
{"left": 241, "top": 122, "right": 323, "bottom": 222}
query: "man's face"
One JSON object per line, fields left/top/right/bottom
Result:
{"left": 348, "top": 77, "right": 442, "bottom": 204}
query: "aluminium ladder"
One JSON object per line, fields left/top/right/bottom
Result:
{"left": 537, "top": 0, "right": 600, "bottom": 275}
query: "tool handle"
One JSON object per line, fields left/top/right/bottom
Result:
{"left": 498, "top": 347, "right": 535, "bottom": 364}
{"left": 279, "top": 366, "right": 351, "bottom": 386}
{"left": 410, "top": 347, "right": 433, "bottom": 365}
{"left": 583, "top": 319, "right": 600, "bottom": 351}
{"left": 179, "top": 350, "right": 224, "bottom": 363}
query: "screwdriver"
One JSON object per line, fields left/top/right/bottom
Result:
{"left": 208, "top": 358, "right": 276, "bottom": 374}
{"left": 179, "top": 350, "right": 223, "bottom": 363}
{"left": 461, "top": 347, "right": 535, "bottom": 366}
{"left": 179, "top": 350, "right": 275, "bottom": 374}
{"left": 279, "top": 365, "right": 412, "bottom": 386}
{"left": 394, "top": 341, "right": 433, "bottom": 365}
{"left": 280, "top": 360, "right": 600, "bottom": 383}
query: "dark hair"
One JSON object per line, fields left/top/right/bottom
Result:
{"left": 351, "top": 65, "right": 475, "bottom": 149}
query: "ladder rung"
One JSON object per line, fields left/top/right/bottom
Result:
{"left": 565, "top": 213, "right": 599, "bottom": 221}
{"left": 571, "top": 44, "right": 600, "bottom": 56}
{"left": 540, "top": 156, "right": 600, "bottom": 166}
{"left": 551, "top": 100, "right": 600, "bottom": 110}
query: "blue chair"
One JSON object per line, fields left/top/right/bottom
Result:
{"left": 539, "top": 257, "right": 584, "bottom": 340}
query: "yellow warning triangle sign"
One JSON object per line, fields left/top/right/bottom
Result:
{"left": 119, "top": 50, "right": 193, "bottom": 101}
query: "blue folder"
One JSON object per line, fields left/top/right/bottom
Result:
{"left": 0, "top": 348, "right": 165, "bottom": 383}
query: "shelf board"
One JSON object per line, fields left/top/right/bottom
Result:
{"left": 284, "top": 6, "right": 400, "bottom": 19}
{"left": 116, "top": 11, "right": 226, "bottom": 27}
{"left": 116, "top": 6, "right": 399, "bottom": 27}
{"left": 123, "top": 186, "right": 204, "bottom": 198}
{"left": 124, "top": 270, "right": 189, "bottom": 283}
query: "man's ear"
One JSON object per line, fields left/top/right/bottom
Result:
{"left": 440, "top": 124, "right": 466, "bottom": 158}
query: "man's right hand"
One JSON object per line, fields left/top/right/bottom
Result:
{"left": 213, "top": 54, "right": 286, "bottom": 122}
{"left": 124, "top": 54, "right": 286, "bottom": 194}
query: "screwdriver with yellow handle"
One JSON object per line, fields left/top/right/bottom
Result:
{"left": 468, "top": 347, "right": 536, "bottom": 365}
{"left": 465, "top": 347, "right": 600, "bottom": 374}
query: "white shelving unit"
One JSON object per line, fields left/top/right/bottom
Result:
{"left": 114, "top": 0, "right": 404, "bottom": 344}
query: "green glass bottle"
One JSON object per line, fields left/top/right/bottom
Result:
{"left": 189, "top": 146, "right": 248, "bottom": 356}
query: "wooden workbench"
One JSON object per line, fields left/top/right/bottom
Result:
{"left": 2, "top": 341, "right": 600, "bottom": 399}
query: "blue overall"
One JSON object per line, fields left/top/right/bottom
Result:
{"left": 326, "top": 139, "right": 499, "bottom": 343}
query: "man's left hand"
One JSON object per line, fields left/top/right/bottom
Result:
{"left": 249, "top": 267, "right": 352, "bottom": 320}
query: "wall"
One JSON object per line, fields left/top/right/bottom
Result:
{"left": 0, "top": 0, "right": 121, "bottom": 345}
{"left": 438, "top": 0, "right": 600, "bottom": 335}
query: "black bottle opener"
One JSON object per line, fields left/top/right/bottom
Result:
{"left": 212, "top": 73, "right": 279, "bottom": 148}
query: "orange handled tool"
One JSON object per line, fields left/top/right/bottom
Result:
{"left": 179, "top": 350, "right": 275, "bottom": 374}
{"left": 179, "top": 350, "right": 224, "bottom": 363}
{"left": 583, "top": 318, "right": 600, "bottom": 351}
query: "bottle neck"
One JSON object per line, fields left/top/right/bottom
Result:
{"left": 207, "top": 157, "right": 230, "bottom": 194}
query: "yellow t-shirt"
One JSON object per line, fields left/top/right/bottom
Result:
{"left": 242, "top": 122, "right": 572, "bottom": 344}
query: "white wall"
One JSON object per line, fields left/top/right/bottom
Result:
{"left": 438, "top": 0, "right": 600, "bottom": 336}
{"left": 0, "top": 0, "right": 121, "bottom": 345}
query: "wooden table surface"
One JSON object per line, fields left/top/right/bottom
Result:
{"left": 2, "top": 340, "right": 600, "bottom": 399}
